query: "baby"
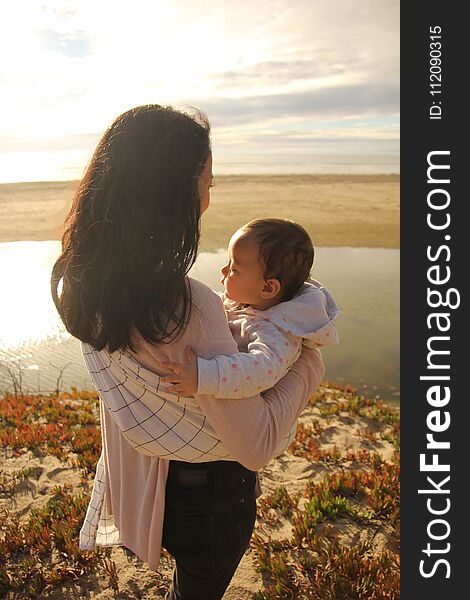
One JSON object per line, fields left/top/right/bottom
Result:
{"left": 161, "top": 218, "right": 339, "bottom": 398}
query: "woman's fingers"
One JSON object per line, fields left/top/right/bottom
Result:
{"left": 159, "top": 361, "right": 182, "bottom": 374}
{"left": 164, "top": 383, "right": 186, "bottom": 395}
{"left": 161, "top": 375, "right": 182, "bottom": 384}
{"left": 185, "top": 346, "right": 196, "bottom": 361}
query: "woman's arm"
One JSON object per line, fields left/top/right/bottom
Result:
{"left": 94, "top": 282, "right": 324, "bottom": 469}
{"left": 196, "top": 346, "right": 324, "bottom": 471}
{"left": 189, "top": 285, "right": 324, "bottom": 471}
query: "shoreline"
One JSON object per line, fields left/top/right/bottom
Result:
{"left": 0, "top": 174, "right": 400, "bottom": 249}
{"left": 0, "top": 173, "right": 400, "bottom": 186}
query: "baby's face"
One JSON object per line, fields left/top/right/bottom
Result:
{"left": 220, "top": 230, "right": 268, "bottom": 307}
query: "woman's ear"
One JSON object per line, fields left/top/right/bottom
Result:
{"left": 260, "top": 278, "right": 282, "bottom": 300}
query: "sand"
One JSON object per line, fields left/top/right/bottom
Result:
{"left": 0, "top": 175, "right": 400, "bottom": 249}
{"left": 0, "top": 386, "right": 399, "bottom": 598}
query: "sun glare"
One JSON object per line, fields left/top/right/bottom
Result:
{"left": 0, "top": 241, "right": 66, "bottom": 348}
{"left": 0, "top": 1, "right": 399, "bottom": 183}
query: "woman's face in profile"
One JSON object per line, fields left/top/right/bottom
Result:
{"left": 198, "top": 154, "right": 213, "bottom": 215}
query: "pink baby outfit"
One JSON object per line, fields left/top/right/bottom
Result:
{"left": 197, "top": 279, "right": 339, "bottom": 397}
{"left": 79, "top": 278, "right": 325, "bottom": 571}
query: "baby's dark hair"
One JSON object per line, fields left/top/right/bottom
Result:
{"left": 239, "top": 218, "right": 314, "bottom": 302}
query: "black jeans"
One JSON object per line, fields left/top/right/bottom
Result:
{"left": 162, "top": 460, "right": 258, "bottom": 600}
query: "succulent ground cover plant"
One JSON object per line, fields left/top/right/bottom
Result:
{"left": 0, "top": 384, "right": 399, "bottom": 599}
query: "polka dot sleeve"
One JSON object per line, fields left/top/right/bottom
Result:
{"left": 197, "top": 319, "right": 302, "bottom": 398}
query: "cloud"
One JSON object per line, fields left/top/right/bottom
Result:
{"left": 0, "top": 0, "right": 399, "bottom": 181}
{"left": 189, "top": 83, "right": 399, "bottom": 128}
{"left": 212, "top": 59, "right": 353, "bottom": 89}
{"left": 0, "top": 133, "right": 100, "bottom": 154}
{"left": 38, "top": 29, "right": 92, "bottom": 57}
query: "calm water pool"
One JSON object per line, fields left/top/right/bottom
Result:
{"left": 0, "top": 242, "right": 399, "bottom": 405}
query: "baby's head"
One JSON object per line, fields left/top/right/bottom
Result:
{"left": 220, "top": 218, "right": 314, "bottom": 310}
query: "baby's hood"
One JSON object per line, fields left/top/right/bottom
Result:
{"left": 262, "top": 279, "right": 340, "bottom": 346}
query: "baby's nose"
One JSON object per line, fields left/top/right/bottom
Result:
{"left": 220, "top": 267, "right": 227, "bottom": 284}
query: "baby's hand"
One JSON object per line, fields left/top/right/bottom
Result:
{"left": 160, "top": 347, "right": 198, "bottom": 397}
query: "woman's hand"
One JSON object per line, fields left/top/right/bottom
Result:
{"left": 160, "top": 347, "right": 199, "bottom": 397}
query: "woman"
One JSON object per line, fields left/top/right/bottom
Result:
{"left": 51, "top": 104, "right": 324, "bottom": 600}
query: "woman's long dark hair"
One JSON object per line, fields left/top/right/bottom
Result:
{"left": 51, "top": 104, "right": 211, "bottom": 352}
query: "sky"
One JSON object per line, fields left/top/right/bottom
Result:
{"left": 0, "top": 0, "right": 399, "bottom": 183}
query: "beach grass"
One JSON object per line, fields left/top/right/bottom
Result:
{"left": 0, "top": 384, "right": 399, "bottom": 599}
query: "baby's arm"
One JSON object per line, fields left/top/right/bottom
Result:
{"left": 161, "top": 321, "right": 300, "bottom": 398}
{"left": 199, "top": 321, "right": 301, "bottom": 398}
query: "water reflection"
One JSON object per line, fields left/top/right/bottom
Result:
{"left": 0, "top": 242, "right": 399, "bottom": 404}
{"left": 0, "top": 241, "right": 66, "bottom": 348}
{"left": 193, "top": 247, "right": 400, "bottom": 404}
